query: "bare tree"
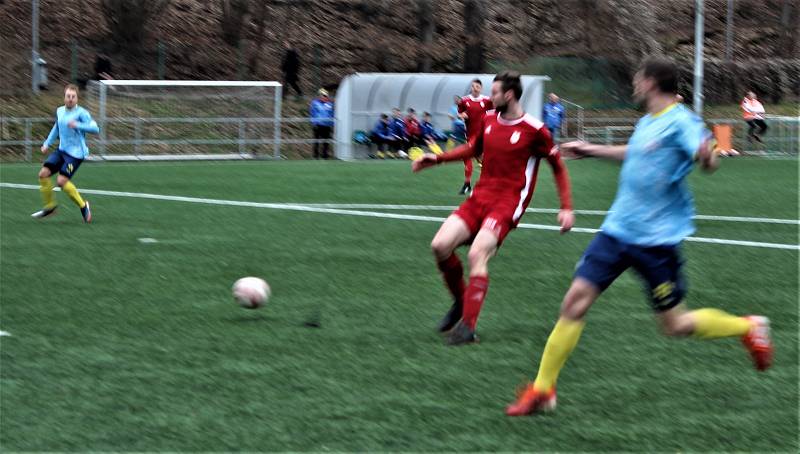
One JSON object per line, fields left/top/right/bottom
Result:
{"left": 100, "top": 0, "right": 171, "bottom": 48}
{"left": 417, "top": 0, "right": 435, "bottom": 72}
{"left": 778, "top": 0, "right": 797, "bottom": 58}
{"left": 603, "top": 0, "right": 662, "bottom": 62}
{"left": 463, "top": 0, "right": 486, "bottom": 73}
{"left": 248, "top": 1, "right": 270, "bottom": 76}
{"left": 220, "top": 0, "right": 249, "bottom": 47}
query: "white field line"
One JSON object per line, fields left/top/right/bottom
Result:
{"left": 295, "top": 203, "right": 800, "bottom": 225}
{"left": 2, "top": 183, "right": 798, "bottom": 251}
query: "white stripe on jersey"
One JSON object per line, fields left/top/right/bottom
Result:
{"left": 521, "top": 113, "right": 544, "bottom": 130}
{"left": 495, "top": 112, "right": 543, "bottom": 129}
{"left": 513, "top": 157, "right": 540, "bottom": 221}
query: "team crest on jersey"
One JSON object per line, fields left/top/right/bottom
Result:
{"left": 510, "top": 131, "right": 521, "bottom": 144}
{"left": 485, "top": 125, "right": 492, "bottom": 134}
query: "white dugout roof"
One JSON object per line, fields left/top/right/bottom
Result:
{"left": 335, "top": 73, "right": 551, "bottom": 160}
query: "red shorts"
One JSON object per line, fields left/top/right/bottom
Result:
{"left": 452, "top": 193, "right": 522, "bottom": 246}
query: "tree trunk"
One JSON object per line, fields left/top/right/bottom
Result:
{"left": 248, "top": 1, "right": 269, "bottom": 76}
{"left": 779, "top": 0, "right": 797, "bottom": 58}
{"left": 417, "top": 0, "right": 435, "bottom": 72}
{"left": 220, "top": 0, "right": 249, "bottom": 47}
{"left": 463, "top": 0, "right": 486, "bottom": 73}
{"left": 100, "top": 0, "right": 171, "bottom": 50}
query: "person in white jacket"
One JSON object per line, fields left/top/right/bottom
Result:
{"left": 741, "top": 91, "right": 768, "bottom": 143}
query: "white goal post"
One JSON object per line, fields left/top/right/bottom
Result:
{"left": 85, "top": 80, "right": 283, "bottom": 160}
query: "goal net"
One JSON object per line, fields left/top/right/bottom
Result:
{"left": 85, "top": 80, "right": 282, "bottom": 160}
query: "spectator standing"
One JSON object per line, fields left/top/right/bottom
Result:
{"left": 281, "top": 41, "right": 303, "bottom": 99}
{"left": 309, "top": 88, "right": 334, "bottom": 159}
{"left": 542, "top": 93, "right": 566, "bottom": 142}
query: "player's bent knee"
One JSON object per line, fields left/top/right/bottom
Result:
{"left": 38, "top": 167, "right": 51, "bottom": 178}
{"left": 430, "top": 237, "right": 455, "bottom": 260}
{"left": 560, "top": 280, "right": 597, "bottom": 320}
{"left": 56, "top": 175, "right": 69, "bottom": 187}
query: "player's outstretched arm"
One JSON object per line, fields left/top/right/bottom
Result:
{"left": 412, "top": 141, "right": 475, "bottom": 172}
{"left": 411, "top": 153, "right": 439, "bottom": 172}
{"left": 546, "top": 150, "right": 575, "bottom": 234}
{"left": 560, "top": 141, "right": 627, "bottom": 161}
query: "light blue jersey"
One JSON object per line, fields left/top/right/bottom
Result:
{"left": 449, "top": 105, "right": 465, "bottom": 128}
{"left": 43, "top": 105, "right": 99, "bottom": 159}
{"left": 601, "top": 104, "right": 709, "bottom": 246}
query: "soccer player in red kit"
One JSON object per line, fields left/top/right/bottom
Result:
{"left": 413, "top": 70, "right": 575, "bottom": 345}
{"left": 457, "top": 79, "right": 493, "bottom": 194}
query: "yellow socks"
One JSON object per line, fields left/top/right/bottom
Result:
{"left": 39, "top": 177, "right": 56, "bottom": 209}
{"left": 534, "top": 317, "right": 585, "bottom": 392}
{"left": 529, "top": 310, "right": 749, "bottom": 393}
{"left": 691, "top": 308, "right": 751, "bottom": 339}
{"left": 61, "top": 181, "right": 86, "bottom": 208}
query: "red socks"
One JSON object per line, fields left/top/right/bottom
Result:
{"left": 462, "top": 275, "right": 489, "bottom": 330}
{"left": 437, "top": 254, "right": 465, "bottom": 306}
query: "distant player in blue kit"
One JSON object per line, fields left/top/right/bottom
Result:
{"left": 506, "top": 57, "right": 773, "bottom": 416}
{"left": 32, "top": 84, "right": 99, "bottom": 222}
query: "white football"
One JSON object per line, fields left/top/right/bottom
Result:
{"left": 232, "top": 277, "right": 270, "bottom": 309}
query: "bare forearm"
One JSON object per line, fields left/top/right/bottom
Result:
{"left": 435, "top": 143, "right": 475, "bottom": 163}
{"left": 547, "top": 153, "right": 573, "bottom": 210}
{"left": 585, "top": 144, "right": 627, "bottom": 161}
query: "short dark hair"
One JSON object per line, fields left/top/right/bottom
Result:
{"left": 380, "top": 113, "right": 389, "bottom": 120}
{"left": 471, "top": 78, "right": 482, "bottom": 86}
{"left": 423, "top": 111, "right": 431, "bottom": 117}
{"left": 639, "top": 57, "right": 678, "bottom": 94}
{"left": 407, "top": 107, "right": 415, "bottom": 113}
{"left": 493, "top": 70, "right": 523, "bottom": 100}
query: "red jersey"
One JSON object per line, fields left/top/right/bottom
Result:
{"left": 458, "top": 95, "right": 493, "bottom": 139}
{"left": 440, "top": 111, "right": 572, "bottom": 218}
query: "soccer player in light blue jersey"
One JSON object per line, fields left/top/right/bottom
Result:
{"left": 32, "top": 84, "right": 99, "bottom": 222}
{"left": 506, "top": 57, "right": 773, "bottom": 416}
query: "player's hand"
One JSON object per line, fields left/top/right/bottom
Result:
{"left": 558, "top": 209, "right": 574, "bottom": 234}
{"left": 412, "top": 153, "right": 438, "bottom": 172}
{"left": 68, "top": 120, "right": 78, "bottom": 129}
{"left": 40, "top": 145, "right": 48, "bottom": 154}
{"left": 697, "top": 137, "right": 719, "bottom": 173}
{"left": 459, "top": 112, "right": 468, "bottom": 120}
{"left": 559, "top": 141, "right": 591, "bottom": 159}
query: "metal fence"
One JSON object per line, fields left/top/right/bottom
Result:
{"left": 560, "top": 98, "right": 585, "bottom": 141}
{"left": 2, "top": 115, "right": 796, "bottom": 161}
{"left": 561, "top": 116, "right": 799, "bottom": 156}
{"left": 0, "top": 116, "right": 336, "bottom": 161}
